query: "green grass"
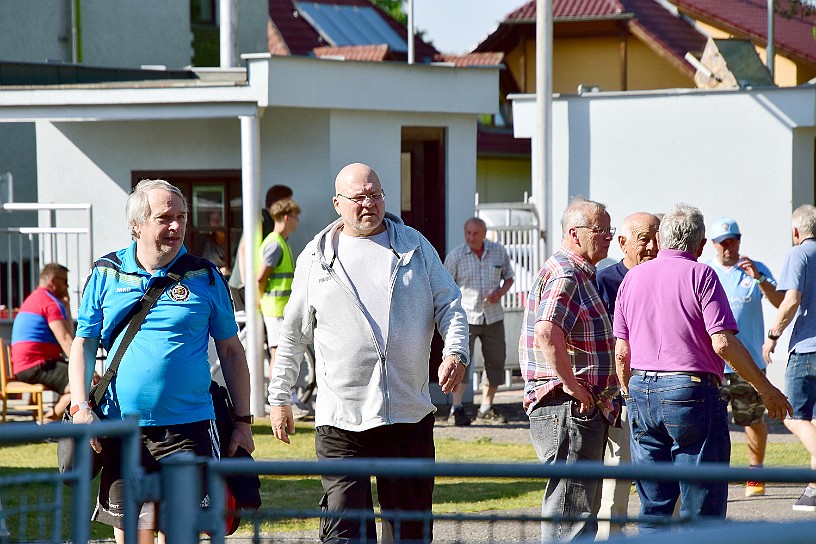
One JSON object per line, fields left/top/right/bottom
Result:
{"left": 0, "top": 422, "right": 810, "bottom": 539}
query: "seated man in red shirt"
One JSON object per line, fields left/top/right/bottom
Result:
{"left": 10, "top": 263, "right": 75, "bottom": 421}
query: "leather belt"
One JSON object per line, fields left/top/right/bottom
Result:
{"left": 630, "top": 369, "right": 720, "bottom": 387}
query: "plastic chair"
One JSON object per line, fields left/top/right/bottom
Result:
{"left": 0, "top": 338, "right": 44, "bottom": 424}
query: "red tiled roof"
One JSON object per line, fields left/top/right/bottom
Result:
{"left": 314, "top": 44, "right": 390, "bottom": 62}
{"left": 476, "top": 0, "right": 705, "bottom": 75}
{"left": 621, "top": 0, "right": 707, "bottom": 74}
{"left": 668, "top": 0, "right": 816, "bottom": 64}
{"left": 507, "top": 0, "right": 626, "bottom": 21}
{"left": 267, "top": 0, "right": 439, "bottom": 60}
{"left": 434, "top": 52, "right": 505, "bottom": 67}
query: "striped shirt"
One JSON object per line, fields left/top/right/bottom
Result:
{"left": 519, "top": 247, "right": 620, "bottom": 422}
{"left": 444, "top": 239, "right": 514, "bottom": 325}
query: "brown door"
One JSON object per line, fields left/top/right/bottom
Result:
{"left": 400, "top": 127, "right": 448, "bottom": 383}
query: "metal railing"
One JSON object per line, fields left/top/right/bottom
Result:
{"left": 474, "top": 202, "right": 545, "bottom": 312}
{"left": 0, "top": 417, "right": 142, "bottom": 544}
{"left": 175, "top": 457, "right": 816, "bottom": 544}
{"left": 0, "top": 203, "right": 93, "bottom": 316}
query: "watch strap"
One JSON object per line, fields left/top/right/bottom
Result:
{"left": 234, "top": 414, "right": 254, "bottom": 424}
{"left": 69, "top": 401, "right": 90, "bottom": 416}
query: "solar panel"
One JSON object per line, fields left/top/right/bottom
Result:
{"left": 294, "top": 2, "right": 408, "bottom": 53}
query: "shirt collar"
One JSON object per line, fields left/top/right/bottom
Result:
{"left": 464, "top": 241, "right": 488, "bottom": 255}
{"left": 121, "top": 240, "right": 188, "bottom": 277}
{"left": 657, "top": 248, "right": 697, "bottom": 261}
{"left": 558, "top": 245, "right": 596, "bottom": 276}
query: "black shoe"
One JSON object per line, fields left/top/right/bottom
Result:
{"left": 447, "top": 407, "right": 471, "bottom": 426}
{"left": 474, "top": 407, "right": 507, "bottom": 425}
{"left": 793, "top": 488, "right": 816, "bottom": 512}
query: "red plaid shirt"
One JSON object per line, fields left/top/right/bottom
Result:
{"left": 519, "top": 247, "right": 620, "bottom": 422}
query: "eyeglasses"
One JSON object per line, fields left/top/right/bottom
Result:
{"left": 336, "top": 192, "right": 386, "bottom": 205}
{"left": 576, "top": 225, "right": 616, "bottom": 236}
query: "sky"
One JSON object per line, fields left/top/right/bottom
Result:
{"left": 413, "top": 0, "right": 524, "bottom": 55}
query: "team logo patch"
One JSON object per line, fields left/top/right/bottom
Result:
{"left": 168, "top": 283, "right": 190, "bottom": 302}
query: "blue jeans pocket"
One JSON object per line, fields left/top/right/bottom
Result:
{"left": 529, "top": 412, "right": 558, "bottom": 462}
{"left": 661, "top": 397, "right": 707, "bottom": 446}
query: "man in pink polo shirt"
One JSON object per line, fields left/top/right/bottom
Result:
{"left": 614, "top": 203, "right": 791, "bottom": 533}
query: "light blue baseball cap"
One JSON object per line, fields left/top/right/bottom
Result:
{"left": 709, "top": 217, "right": 741, "bottom": 243}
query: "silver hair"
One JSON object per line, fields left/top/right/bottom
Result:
{"left": 126, "top": 179, "right": 186, "bottom": 239}
{"left": 561, "top": 195, "right": 607, "bottom": 240}
{"left": 658, "top": 203, "right": 705, "bottom": 252}
{"left": 465, "top": 217, "right": 487, "bottom": 230}
{"left": 792, "top": 204, "right": 816, "bottom": 238}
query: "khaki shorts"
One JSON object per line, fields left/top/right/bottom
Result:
{"left": 720, "top": 372, "right": 766, "bottom": 427}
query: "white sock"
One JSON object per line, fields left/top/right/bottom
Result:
{"left": 806, "top": 486, "right": 816, "bottom": 497}
{"left": 479, "top": 402, "right": 491, "bottom": 414}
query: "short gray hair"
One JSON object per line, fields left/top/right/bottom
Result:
{"left": 658, "top": 203, "right": 705, "bottom": 253}
{"left": 792, "top": 204, "right": 816, "bottom": 238}
{"left": 465, "top": 217, "right": 487, "bottom": 231}
{"left": 126, "top": 179, "right": 186, "bottom": 239}
{"left": 561, "top": 196, "right": 607, "bottom": 240}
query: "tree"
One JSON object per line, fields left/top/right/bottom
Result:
{"left": 371, "top": 0, "right": 407, "bottom": 25}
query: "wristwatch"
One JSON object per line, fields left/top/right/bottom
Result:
{"left": 757, "top": 274, "right": 768, "bottom": 284}
{"left": 234, "top": 414, "right": 254, "bottom": 424}
{"left": 449, "top": 352, "right": 468, "bottom": 367}
{"left": 767, "top": 329, "right": 781, "bottom": 341}
{"left": 69, "top": 401, "right": 91, "bottom": 416}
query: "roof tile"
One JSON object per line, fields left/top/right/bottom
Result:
{"left": 507, "top": 0, "right": 626, "bottom": 21}
{"left": 313, "top": 44, "right": 390, "bottom": 62}
{"left": 669, "top": 0, "right": 816, "bottom": 64}
{"left": 434, "top": 52, "right": 505, "bottom": 67}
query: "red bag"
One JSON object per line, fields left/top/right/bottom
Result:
{"left": 225, "top": 486, "right": 240, "bottom": 535}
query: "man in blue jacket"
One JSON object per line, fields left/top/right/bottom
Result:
{"left": 268, "top": 163, "right": 469, "bottom": 543}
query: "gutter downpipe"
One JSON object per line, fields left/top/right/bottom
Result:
{"left": 767, "top": 0, "right": 775, "bottom": 80}
{"left": 240, "top": 114, "right": 264, "bottom": 416}
{"left": 536, "top": 0, "right": 553, "bottom": 255}
{"left": 220, "top": 0, "right": 237, "bottom": 67}
{"left": 70, "top": 0, "right": 81, "bottom": 63}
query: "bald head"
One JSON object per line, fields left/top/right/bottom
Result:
{"left": 619, "top": 212, "right": 660, "bottom": 269}
{"left": 335, "top": 163, "right": 380, "bottom": 194}
{"left": 332, "top": 162, "right": 387, "bottom": 237}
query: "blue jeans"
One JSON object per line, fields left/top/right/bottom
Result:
{"left": 627, "top": 373, "right": 730, "bottom": 533}
{"left": 786, "top": 351, "right": 816, "bottom": 420}
{"left": 529, "top": 390, "right": 609, "bottom": 542}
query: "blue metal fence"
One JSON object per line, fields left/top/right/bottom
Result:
{"left": 1, "top": 422, "right": 816, "bottom": 543}
{"left": 0, "top": 417, "right": 141, "bottom": 543}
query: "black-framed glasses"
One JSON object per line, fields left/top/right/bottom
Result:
{"left": 336, "top": 192, "right": 386, "bottom": 205}
{"left": 576, "top": 225, "right": 616, "bottom": 236}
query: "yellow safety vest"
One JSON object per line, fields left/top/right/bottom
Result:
{"left": 258, "top": 232, "right": 294, "bottom": 317}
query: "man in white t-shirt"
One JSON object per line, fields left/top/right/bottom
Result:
{"left": 267, "top": 163, "right": 469, "bottom": 543}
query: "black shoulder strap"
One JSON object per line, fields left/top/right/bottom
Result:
{"left": 91, "top": 255, "right": 197, "bottom": 408}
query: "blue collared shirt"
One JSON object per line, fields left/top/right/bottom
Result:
{"left": 77, "top": 242, "right": 237, "bottom": 426}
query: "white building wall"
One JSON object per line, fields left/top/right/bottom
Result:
{"left": 34, "top": 106, "right": 480, "bottom": 273}
{"left": 0, "top": 1, "right": 70, "bottom": 63}
{"left": 36, "top": 118, "right": 242, "bottom": 263}
{"left": 236, "top": 0, "right": 271, "bottom": 61}
{"left": 512, "top": 86, "right": 816, "bottom": 384}
{"left": 81, "top": 1, "right": 192, "bottom": 68}
{"left": 261, "top": 107, "right": 333, "bottom": 256}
